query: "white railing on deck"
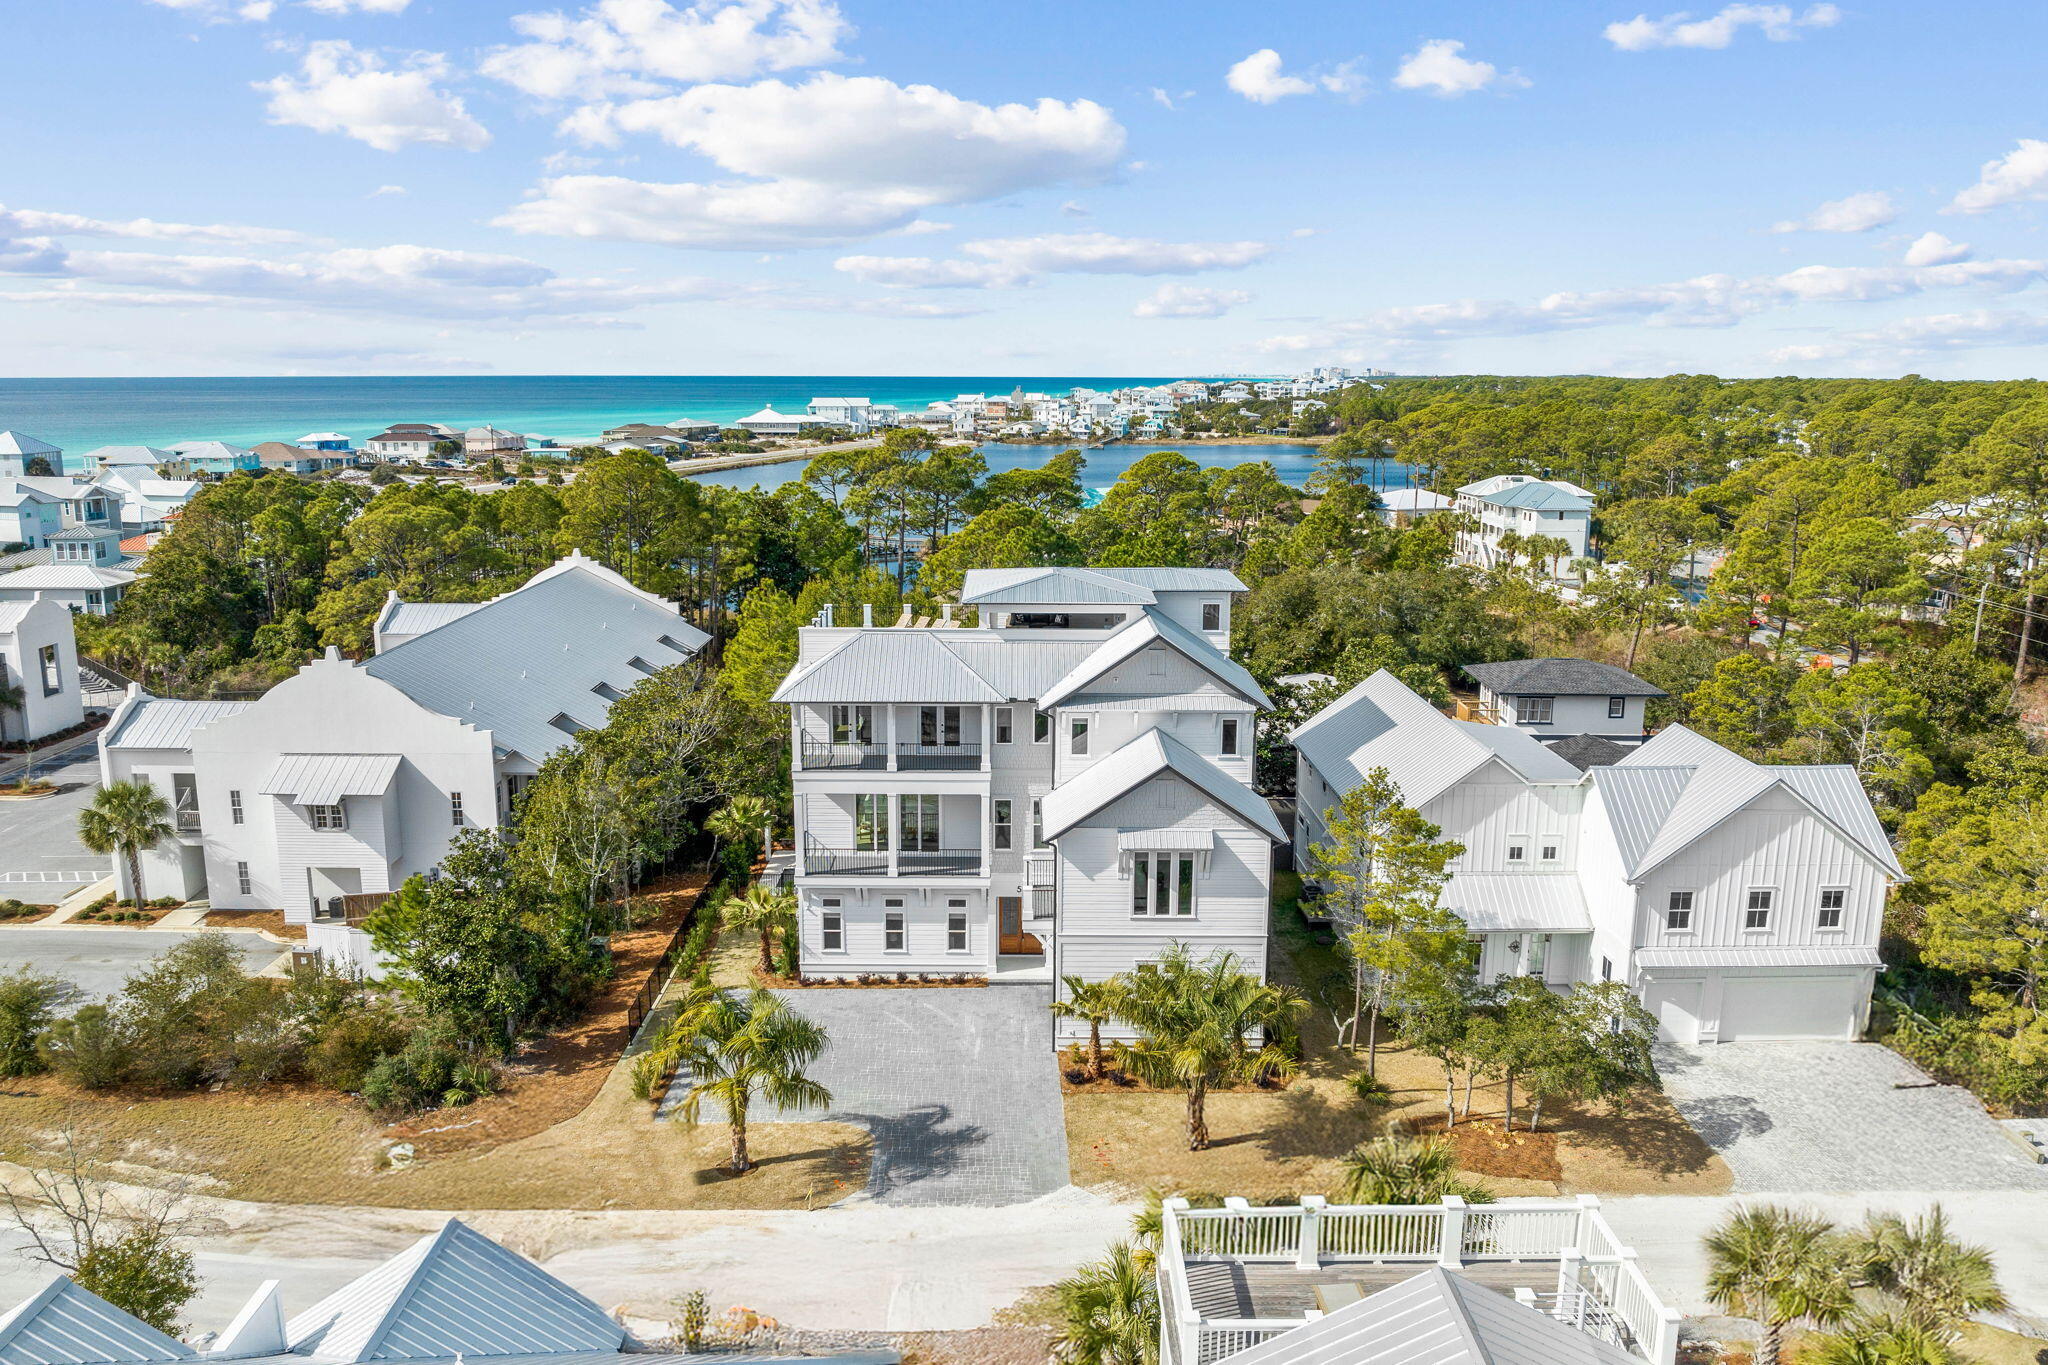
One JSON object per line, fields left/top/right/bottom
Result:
{"left": 1160, "top": 1196, "right": 1679, "bottom": 1365}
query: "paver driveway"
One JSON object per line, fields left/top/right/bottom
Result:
{"left": 1658, "top": 1041, "right": 2048, "bottom": 1192}
{"left": 663, "top": 984, "right": 1070, "bottom": 1207}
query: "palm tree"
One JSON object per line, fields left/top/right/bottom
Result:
{"left": 1050, "top": 1241, "right": 1157, "bottom": 1365}
{"left": 1805, "top": 1309, "right": 1964, "bottom": 1365}
{"left": 1850, "top": 1206, "right": 2006, "bottom": 1331}
{"left": 1337, "top": 1135, "right": 1496, "bottom": 1206}
{"left": 669, "top": 987, "right": 830, "bottom": 1174}
{"left": 77, "top": 781, "right": 173, "bottom": 906}
{"left": 1703, "top": 1205, "right": 1855, "bottom": 1365}
{"left": 723, "top": 885, "right": 796, "bottom": 977}
{"left": 1051, "top": 975, "right": 1123, "bottom": 1081}
{"left": 706, "top": 794, "right": 771, "bottom": 870}
{"left": 1112, "top": 944, "right": 1303, "bottom": 1151}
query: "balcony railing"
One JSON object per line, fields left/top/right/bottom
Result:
{"left": 802, "top": 836, "right": 982, "bottom": 877}
{"left": 175, "top": 809, "right": 202, "bottom": 834}
{"left": 800, "top": 739, "right": 887, "bottom": 770}
{"left": 896, "top": 742, "right": 981, "bottom": 770}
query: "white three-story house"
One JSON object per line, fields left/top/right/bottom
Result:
{"left": 772, "top": 566, "right": 1284, "bottom": 1041}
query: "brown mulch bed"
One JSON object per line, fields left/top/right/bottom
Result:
{"left": 0, "top": 718, "right": 104, "bottom": 754}
{"left": 201, "top": 909, "right": 306, "bottom": 941}
{"left": 771, "top": 973, "right": 989, "bottom": 989}
{"left": 385, "top": 870, "right": 711, "bottom": 1160}
{"left": 68, "top": 902, "right": 179, "bottom": 927}
{"left": 1412, "top": 1116, "right": 1564, "bottom": 1183}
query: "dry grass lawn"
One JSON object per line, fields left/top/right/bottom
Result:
{"left": 1062, "top": 894, "right": 1730, "bottom": 1201}
{"left": 0, "top": 872, "right": 872, "bottom": 1211}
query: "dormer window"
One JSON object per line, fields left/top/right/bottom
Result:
{"left": 1201, "top": 602, "right": 1223, "bottom": 631}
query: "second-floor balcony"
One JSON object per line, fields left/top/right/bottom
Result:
{"left": 799, "top": 739, "right": 984, "bottom": 772}
{"left": 802, "top": 835, "right": 983, "bottom": 877}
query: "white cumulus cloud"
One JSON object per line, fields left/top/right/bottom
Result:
{"left": 1392, "top": 40, "right": 1526, "bottom": 97}
{"left": 1226, "top": 49, "right": 1314, "bottom": 103}
{"left": 1133, "top": 284, "right": 1249, "bottom": 318}
{"left": 0, "top": 204, "right": 308, "bottom": 245}
{"left": 1948, "top": 138, "right": 2048, "bottom": 214}
{"left": 147, "top": 0, "right": 276, "bottom": 22}
{"left": 302, "top": 0, "right": 410, "bottom": 12}
{"left": 1603, "top": 3, "right": 1841, "bottom": 50}
{"left": 482, "top": 0, "right": 848, "bottom": 100}
{"left": 1770, "top": 190, "right": 1896, "bottom": 234}
{"left": 506, "top": 73, "right": 1125, "bottom": 249}
{"left": 835, "top": 233, "right": 1271, "bottom": 289}
{"left": 257, "top": 41, "right": 490, "bottom": 152}
{"left": 1903, "top": 231, "right": 1971, "bottom": 266}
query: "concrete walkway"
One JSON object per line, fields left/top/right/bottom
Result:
{"left": 663, "top": 985, "right": 1071, "bottom": 1207}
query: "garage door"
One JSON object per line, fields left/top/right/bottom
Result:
{"left": 1643, "top": 978, "right": 1702, "bottom": 1044}
{"left": 1719, "top": 974, "right": 1859, "bottom": 1041}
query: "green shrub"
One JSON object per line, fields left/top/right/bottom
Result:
{"left": 39, "top": 1005, "right": 135, "bottom": 1088}
{"left": 359, "top": 1026, "right": 499, "bottom": 1114}
{"left": 1346, "top": 1070, "right": 1394, "bottom": 1105}
{"left": 0, "top": 967, "right": 70, "bottom": 1076}
{"left": 306, "top": 1009, "right": 410, "bottom": 1092}
{"left": 74, "top": 1228, "right": 198, "bottom": 1335}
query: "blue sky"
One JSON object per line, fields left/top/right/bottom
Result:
{"left": 7, "top": 0, "right": 2048, "bottom": 379}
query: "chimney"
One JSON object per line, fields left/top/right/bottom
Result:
{"left": 323, "top": 645, "right": 341, "bottom": 661}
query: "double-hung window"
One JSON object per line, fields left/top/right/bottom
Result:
{"left": 995, "top": 707, "right": 1013, "bottom": 744}
{"left": 229, "top": 790, "right": 244, "bottom": 825}
{"left": 1220, "top": 717, "right": 1240, "bottom": 756}
{"left": 1070, "top": 716, "right": 1090, "bottom": 756}
{"left": 1132, "top": 851, "right": 1197, "bottom": 917}
{"left": 1817, "top": 887, "right": 1846, "bottom": 930}
{"left": 1201, "top": 601, "right": 1222, "bottom": 631}
{"left": 1744, "top": 888, "right": 1774, "bottom": 930}
{"left": 1520, "top": 696, "right": 1555, "bottom": 725}
{"left": 1665, "top": 890, "right": 1694, "bottom": 931}
{"left": 1506, "top": 835, "right": 1528, "bottom": 865}
{"left": 820, "top": 910, "right": 844, "bottom": 952}
{"left": 992, "top": 799, "right": 1013, "bottom": 850}
{"left": 1608, "top": 696, "right": 1627, "bottom": 720}
{"left": 1539, "top": 838, "right": 1560, "bottom": 864}
{"left": 450, "top": 792, "right": 465, "bottom": 826}
{"left": 236, "top": 861, "right": 252, "bottom": 896}
{"left": 309, "top": 803, "right": 347, "bottom": 831}
{"left": 947, "top": 911, "right": 968, "bottom": 952}
{"left": 884, "top": 903, "right": 906, "bottom": 952}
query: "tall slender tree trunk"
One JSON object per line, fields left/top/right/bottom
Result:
{"left": 1461, "top": 1068, "right": 1474, "bottom": 1119}
{"left": 1759, "top": 1319, "right": 1784, "bottom": 1365}
{"left": 1443, "top": 1063, "right": 1456, "bottom": 1128}
{"left": 2017, "top": 588, "right": 2039, "bottom": 684}
{"left": 1501, "top": 1072, "right": 1514, "bottom": 1132}
{"left": 758, "top": 926, "right": 774, "bottom": 976}
{"left": 1188, "top": 1077, "right": 1210, "bottom": 1151}
{"left": 1366, "top": 1000, "right": 1381, "bottom": 1078}
{"left": 1088, "top": 1021, "right": 1104, "bottom": 1081}
{"left": 730, "top": 1102, "right": 752, "bottom": 1174}
{"left": 126, "top": 845, "right": 145, "bottom": 906}
{"left": 1530, "top": 1094, "right": 1544, "bottom": 1132}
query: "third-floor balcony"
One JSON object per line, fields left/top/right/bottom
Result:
{"left": 799, "top": 739, "right": 984, "bottom": 772}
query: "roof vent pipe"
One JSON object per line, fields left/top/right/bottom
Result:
{"left": 821, "top": 602, "right": 834, "bottom": 627}
{"left": 940, "top": 603, "right": 953, "bottom": 624}
{"left": 862, "top": 604, "right": 874, "bottom": 628}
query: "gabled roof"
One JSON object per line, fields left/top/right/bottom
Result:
{"left": 166, "top": 441, "right": 253, "bottom": 460}
{"left": 0, "top": 1277, "right": 193, "bottom": 1365}
{"left": 960, "top": 566, "right": 1158, "bottom": 606}
{"left": 737, "top": 407, "right": 798, "bottom": 423}
{"left": 1220, "top": 1265, "right": 1640, "bottom": 1365}
{"left": 1038, "top": 609, "right": 1270, "bottom": 710}
{"left": 79, "top": 446, "right": 173, "bottom": 466}
{"left": 1040, "top": 729, "right": 1283, "bottom": 842}
{"left": 284, "top": 1219, "right": 625, "bottom": 1363}
{"left": 1290, "top": 671, "right": 1581, "bottom": 807}
{"left": 1592, "top": 724, "right": 1903, "bottom": 879}
{"left": 0, "top": 566, "right": 135, "bottom": 590}
{"left": 104, "top": 697, "right": 252, "bottom": 749}
{"left": 48, "top": 526, "right": 118, "bottom": 542}
{"left": 380, "top": 601, "right": 483, "bottom": 639}
{"left": 1481, "top": 481, "right": 1592, "bottom": 513}
{"left": 0, "top": 433, "right": 60, "bottom": 457}
{"left": 1462, "top": 659, "right": 1664, "bottom": 698}
{"left": 363, "top": 556, "right": 706, "bottom": 764}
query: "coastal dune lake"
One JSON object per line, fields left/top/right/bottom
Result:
{"left": 691, "top": 442, "right": 1419, "bottom": 495}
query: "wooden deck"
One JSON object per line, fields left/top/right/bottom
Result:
{"left": 1185, "top": 1260, "right": 1562, "bottom": 1320}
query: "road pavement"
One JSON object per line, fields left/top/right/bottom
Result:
{"left": 0, "top": 927, "right": 282, "bottom": 998}
{"left": 0, "top": 740, "right": 107, "bottom": 903}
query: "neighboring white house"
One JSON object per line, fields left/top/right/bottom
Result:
{"left": 772, "top": 564, "right": 1281, "bottom": 1041}
{"left": 78, "top": 444, "right": 175, "bottom": 471}
{"left": 1376, "top": 487, "right": 1453, "bottom": 526}
{"left": 807, "top": 397, "right": 874, "bottom": 432}
{"left": 0, "top": 534, "right": 137, "bottom": 614}
{"left": 364, "top": 423, "right": 461, "bottom": 461}
{"left": 736, "top": 406, "right": 808, "bottom": 437}
{"left": 0, "top": 431, "right": 62, "bottom": 476}
{"left": 1452, "top": 474, "right": 1594, "bottom": 578}
{"left": 0, "top": 484, "right": 63, "bottom": 548}
{"left": 0, "top": 1216, "right": 894, "bottom": 1365}
{"left": 463, "top": 425, "right": 526, "bottom": 457}
{"left": 0, "top": 594, "right": 84, "bottom": 741}
{"left": 1291, "top": 669, "right": 1901, "bottom": 1043}
{"left": 87, "top": 464, "right": 200, "bottom": 529}
{"left": 94, "top": 552, "right": 709, "bottom": 972}
{"left": 1460, "top": 657, "right": 1664, "bottom": 745}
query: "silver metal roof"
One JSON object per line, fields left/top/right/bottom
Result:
{"left": 1040, "top": 728, "right": 1283, "bottom": 842}
{"left": 260, "top": 754, "right": 402, "bottom": 806}
{"left": 1445, "top": 873, "right": 1592, "bottom": 933}
{"left": 775, "top": 630, "right": 1006, "bottom": 704}
{"left": 1222, "top": 1265, "right": 1640, "bottom": 1365}
{"left": 364, "top": 560, "right": 706, "bottom": 765}
{"left": 1039, "top": 610, "right": 1270, "bottom": 710}
{"left": 382, "top": 601, "right": 483, "bottom": 638}
{"left": 1634, "top": 944, "right": 1882, "bottom": 970}
{"left": 1290, "top": 672, "right": 1580, "bottom": 808}
{"left": 0, "top": 566, "right": 135, "bottom": 590}
{"left": 960, "top": 566, "right": 1157, "bottom": 606}
{"left": 1086, "top": 566, "right": 1248, "bottom": 593}
{"left": 0, "top": 1278, "right": 193, "bottom": 1365}
{"left": 104, "top": 698, "right": 251, "bottom": 750}
{"left": 285, "top": 1219, "right": 626, "bottom": 1363}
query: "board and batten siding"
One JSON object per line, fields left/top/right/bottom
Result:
{"left": 1631, "top": 788, "right": 1888, "bottom": 953}
{"left": 1422, "top": 767, "right": 1583, "bottom": 874}
{"left": 1573, "top": 782, "right": 1639, "bottom": 983}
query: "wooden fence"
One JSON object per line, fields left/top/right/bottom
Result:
{"left": 623, "top": 878, "right": 718, "bottom": 1036}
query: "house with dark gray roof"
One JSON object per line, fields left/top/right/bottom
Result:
{"left": 96, "top": 553, "right": 709, "bottom": 974}
{"left": 1290, "top": 669, "right": 1900, "bottom": 1044}
{"left": 1461, "top": 657, "right": 1664, "bottom": 744}
{"left": 771, "top": 564, "right": 1280, "bottom": 1036}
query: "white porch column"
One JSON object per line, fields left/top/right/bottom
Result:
{"left": 887, "top": 704, "right": 898, "bottom": 771}
{"left": 1556, "top": 1247, "right": 1584, "bottom": 1325}
{"left": 1574, "top": 1193, "right": 1602, "bottom": 1251}
{"left": 888, "top": 793, "right": 900, "bottom": 877}
{"left": 794, "top": 793, "right": 807, "bottom": 876}
{"left": 981, "top": 703, "right": 992, "bottom": 771}
{"left": 1436, "top": 1194, "right": 1467, "bottom": 1269}
{"left": 1651, "top": 1305, "right": 1683, "bottom": 1365}
{"left": 1295, "top": 1195, "right": 1325, "bottom": 1269}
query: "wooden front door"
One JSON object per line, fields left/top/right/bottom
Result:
{"left": 998, "top": 896, "right": 1041, "bottom": 955}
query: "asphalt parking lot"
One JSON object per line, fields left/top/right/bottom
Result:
{"left": 0, "top": 926, "right": 283, "bottom": 1000}
{"left": 0, "top": 739, "right": 110, "bottom": 903}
